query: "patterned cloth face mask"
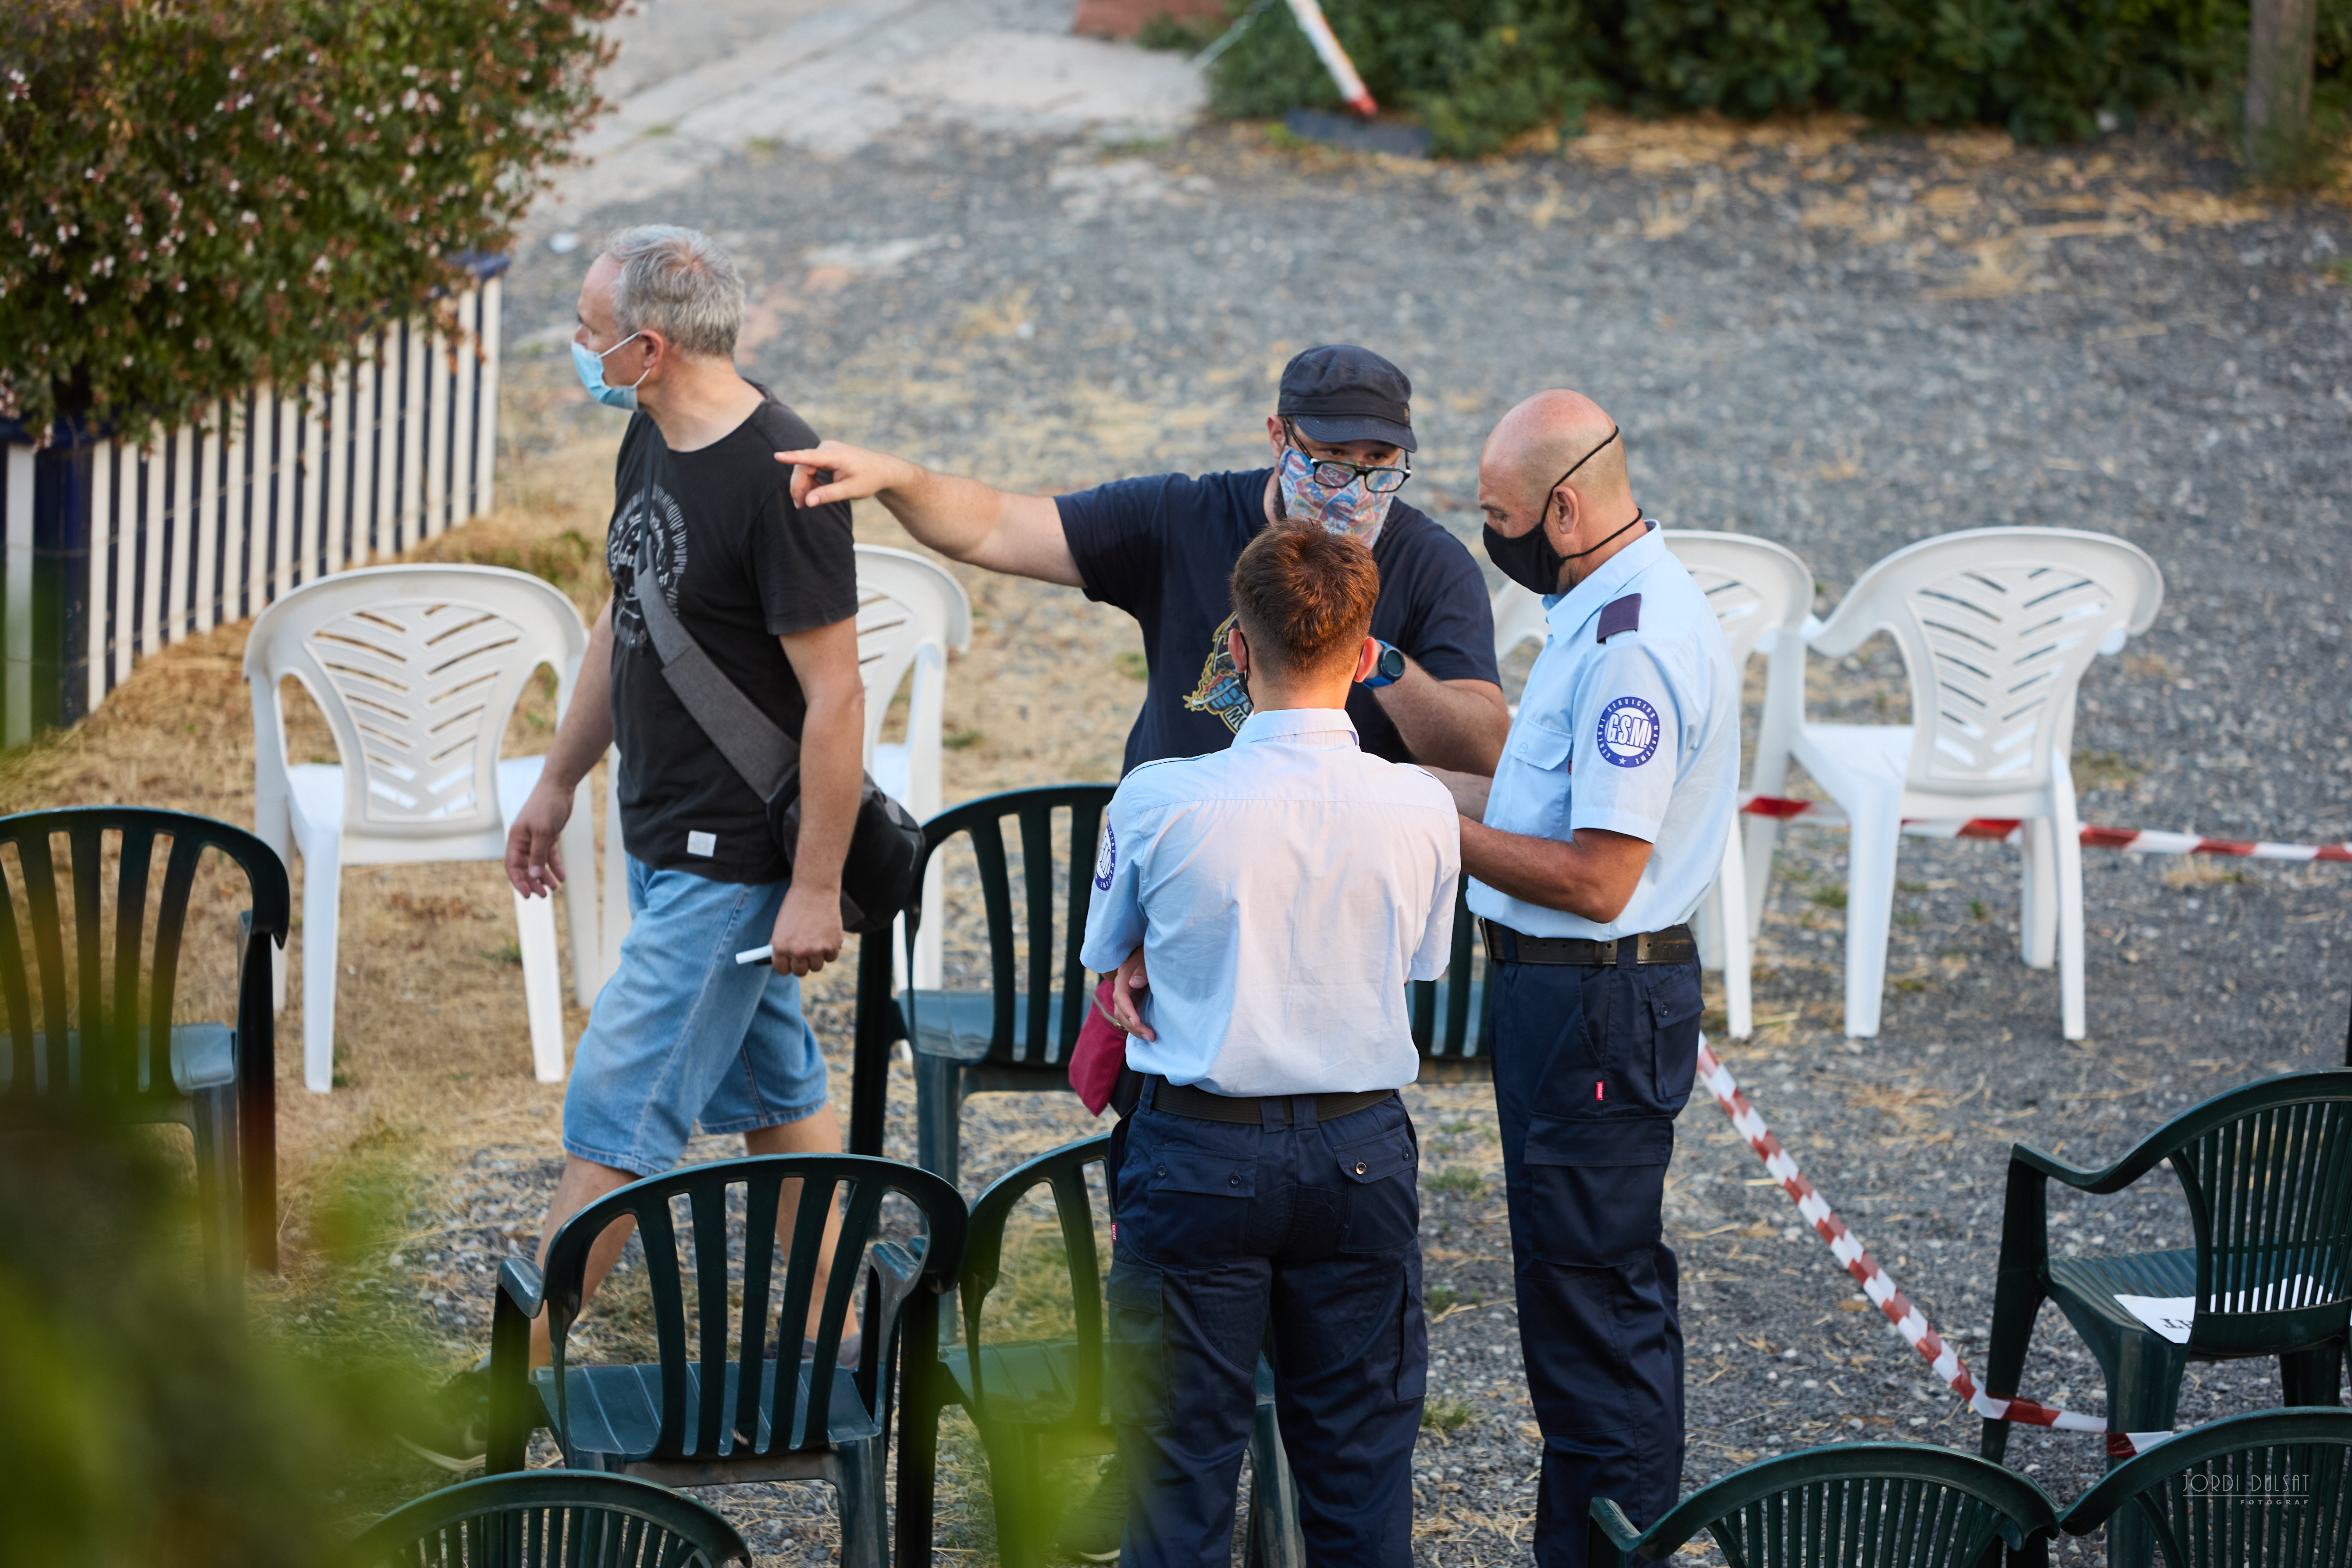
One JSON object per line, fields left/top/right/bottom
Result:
{"left": 1275, "top": 446, "right": 1399, "bottom": 545}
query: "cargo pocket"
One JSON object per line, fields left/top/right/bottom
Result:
{"left": 1643, "top": 965, "right": 1703, "bottom": 1108}
{"left": 1106, "top": 1263, "right": 1167, "bottom": 1427}
{"left": 1396, "top": 1247, "right": 1428, "bottom": 1403}
{"left": 1521, "top": 1115, "right": 1672, "bottom": 1267}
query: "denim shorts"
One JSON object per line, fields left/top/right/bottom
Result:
{"left": 562, "top": 857, "right": 831, "bottom": 1177}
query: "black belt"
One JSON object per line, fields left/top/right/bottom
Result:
{"left": 1478, "top": 919, "right": 1698, "bottom": 967}
{"left": 1148, "top": 1077, "right": 1397, "bottom": 1126}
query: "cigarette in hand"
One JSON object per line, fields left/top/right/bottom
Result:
{"left": 735, "top": 946, "right": 773, "bottom": 967}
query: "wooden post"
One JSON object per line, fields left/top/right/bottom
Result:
{"left": 2245, "top": 0, "right": 2319, "bottom": 177}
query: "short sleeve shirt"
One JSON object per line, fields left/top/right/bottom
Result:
{"left": 606, "top": 394, "right": 857, "bottom": 883}
{"left": 1056, "top": 469, "right": 1498, "bottom": 772}
{"left": 1467, "top": 523, "right": 1741, "bottom": 939}
{"left": 1078, "top": 708, "right": 1461, "bottom": 1096}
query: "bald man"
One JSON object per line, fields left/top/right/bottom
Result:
{"left": 1424, "top": 392, "right": 1738, "bottom": 1564}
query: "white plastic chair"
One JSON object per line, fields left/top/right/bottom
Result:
{"left": 246, "top": 566, "right": 598, "bottom": 1092}
{"left": 598, "top": 545, "right": 972, "bottom": 990}
{"left": 1492, "top": 580, "right": 1550, "bottom": 677}
{"left": 1661, "top": 531, "right": 1817, "bottom": 1040}
{"left": 1758, "top": 528, "right": 2163, "bottom": 1041}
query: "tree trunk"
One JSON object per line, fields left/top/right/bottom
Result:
{"left": 2245, "top": 0, "right": 2319, "bottom": 177}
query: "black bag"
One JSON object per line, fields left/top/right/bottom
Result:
{"left": 630, "top": 533, "right": 922, "bottom": 935}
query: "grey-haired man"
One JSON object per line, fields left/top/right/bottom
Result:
{"left": 401, "top": 225, "right": 863, "bottom": 1468}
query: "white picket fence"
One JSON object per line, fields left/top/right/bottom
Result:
{"left": 0, "top": 269, "right": 505, "bottom": 744}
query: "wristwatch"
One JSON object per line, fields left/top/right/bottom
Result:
{"left": 1362, "top": 640, "right": 1407, "bottom": 689}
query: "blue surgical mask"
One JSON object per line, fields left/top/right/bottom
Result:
{"left": 571, "top": 331, "right": 648, "bottom": 410}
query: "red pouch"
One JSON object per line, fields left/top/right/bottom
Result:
{"left": 1068, "top": 975, "right": 1127, "bottom": 1116}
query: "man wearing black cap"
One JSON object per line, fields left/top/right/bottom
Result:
{"left": 777, "top": 345, "right": 1507, "bottom": 778}
{"left": 778, "top": 345, "right": 1503, "bottom": 1558}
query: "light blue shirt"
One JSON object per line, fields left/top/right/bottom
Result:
{"left": 1468, "top": 523, "right": 1739, "bottom": 939}
{"left": 1079, "top": 708, "right": 1460, "bottom": 1096}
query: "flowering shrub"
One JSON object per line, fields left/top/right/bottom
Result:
{"left": 0, "top": 0, "right": 621, "bottom": 441}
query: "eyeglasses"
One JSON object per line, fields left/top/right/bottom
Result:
{"left": 1284, "top": 422, "right": 1412, "bottom": 494}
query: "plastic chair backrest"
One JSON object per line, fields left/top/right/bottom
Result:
{"left": 2057, "top": 1408, "right": 2352, "bottom": 1565}
{"left": 1492, "top": 582, "right": 1549, "bottom": 665}
{"left": 342, "top": 1469, "right": 754, "bottom": 1567}
{"left": 903, "top": 786, "right": 1117, "bottom": 1070}
{"left": 540, "top": 1153, "right": 966, "bottom": 1462}
{"left": 1608, "top": 1442, "right": 2058, "bottom": 1566}
{"left": 1808, "top": 528, "right": 2163, "bottom": 796}
{"left": 1661, "top": 530, "right": 1815, "bottom": 670}
{"left": 0, "top": 807, "right": 288, "bottom": 1118}
{"left": 243, "top": 565, "right": 588, "bottom": 841}
{"left": 2141, "top": 1074, "right": 2352, "bottom": 1358}
{"left": 851, "top": 546, "right": 972, "bottom": 788}
{"left": 0, "top": 808, "right": 289, "bottom": 1270}
{"left": 960, "top": 1134, "right": 1112, "bottom": 1424}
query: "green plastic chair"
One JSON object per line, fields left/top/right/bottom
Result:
{"left": 2055, "top": 1408, "right": 2352, "bottom": 1566}
{"left": 0, "top": 806, "right": 289, "bottom": 1287}
{"left": 343, "top": 1469, "right": 752, "bottom": 1566}
{"left": 1979, "top": 1071, "right": 2352, "bottom": 1451}
{"left": 1589, "top": 1442, "right": 2061, "bottom": 1567}
{"left": 902, "top": 1133, "right": 1304, "bottom": 1568}
{"left": 484, "top": 1154, "right": 968, "bottom": 1568}
{"left": 1408, "top": 882, "right": 1489, "bottom": 1082}
{"left": 880, "top": 786, "right": 1113, "bottom": 1188}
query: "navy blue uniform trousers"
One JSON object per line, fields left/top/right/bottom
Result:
{"left": 1488, "top": 953, "right": 1701, "bottom": 1568}
{"left": 1108, "top": 1084, "right": 1427, "bottom": 1568}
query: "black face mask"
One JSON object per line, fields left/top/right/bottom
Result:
{"left": 1482, "top": 424, "right": 1638, "bottom": 595}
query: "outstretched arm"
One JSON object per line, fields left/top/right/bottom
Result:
{"left": 778, "top": 441, "right": 1082, "bottom": 587}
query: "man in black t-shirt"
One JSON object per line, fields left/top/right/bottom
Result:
{"left": 778, "top": 344, "right": 1507, "bottom": 777}
{"left": 400, "top": 226, "right": 866, "bottom": 1469}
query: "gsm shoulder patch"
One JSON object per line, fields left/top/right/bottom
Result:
{"left": 1596, "top": 593, "right": 1643, "bottom": 643}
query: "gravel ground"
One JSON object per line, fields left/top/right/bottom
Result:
{"left": 359, "top": 110, "right": 2352, "bottom": 1564}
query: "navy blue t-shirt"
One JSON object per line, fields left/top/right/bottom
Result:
{"left": 1057, "top": 468, "right": 1499, "bottom": 773}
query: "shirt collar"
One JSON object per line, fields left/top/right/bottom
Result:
{"left": 1235, "top": 707, "right": 1360, "bottom": 746}
{"left": 1547, "top": 519, "right": 1662, "bottom": 630}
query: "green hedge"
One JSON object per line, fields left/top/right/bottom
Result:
{"left": 0, "top": 0, "right": 619, "bottom": 441}
{"left": 1209, "top": 0, "right": 2348, "bottom": 156}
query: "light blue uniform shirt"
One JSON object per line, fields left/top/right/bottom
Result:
{"left": 1468, "top": 523, "right": 1740, "bottom": 940}
{"left": 1079, "top": 708, "right": 1459, "bottom": 1097}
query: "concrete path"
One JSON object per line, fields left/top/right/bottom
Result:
{"left": 535, "top": 0, "right": 1203, "bottom": 235}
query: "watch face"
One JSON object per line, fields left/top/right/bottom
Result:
{"left": 1379, "top": 644, "right": 1406, "bottom": 680}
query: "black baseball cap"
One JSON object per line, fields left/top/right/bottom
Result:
{"left": 1277, "top": 344, "right": 1416, "bottom": 453}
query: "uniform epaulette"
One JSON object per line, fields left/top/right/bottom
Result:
{"left": 1596, "top": 593, "right": 1642, "bottom": 643}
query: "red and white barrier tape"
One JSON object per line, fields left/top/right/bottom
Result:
{"left": 1283, "top": 0, "right": 1378, "bottom": 115}
{"left": 1694, "top": 1037, "right": 2174, "bottom": 1459}
{"left": 1740, "top": 794, "right": 2352, "bottom": 863}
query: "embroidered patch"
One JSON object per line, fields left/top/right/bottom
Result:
{"left": 1597, "top": 696, "right": 1661, "bottom": 768}
{"left": 1093, "top": 824, "right": 1117, "bottom": 891}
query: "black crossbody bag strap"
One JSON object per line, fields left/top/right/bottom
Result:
{"left": 631, "top": 530, "right": 801, "bottom": 801}
{"left": 624, "top": 517, "right": 924, "bottom": 937}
